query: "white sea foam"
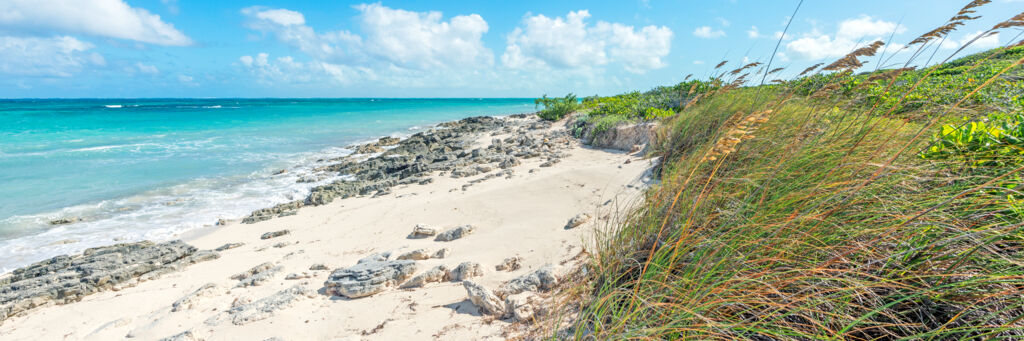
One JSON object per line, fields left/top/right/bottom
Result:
{"left": 0, "top": 145, "right": 356, "bottom": 274}
{"left": 104, "top": 105, "right": 122, "bottom": 108}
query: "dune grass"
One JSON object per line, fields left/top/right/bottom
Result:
{"left": 554, "top": 3, "right": 1024, "bottom": 339}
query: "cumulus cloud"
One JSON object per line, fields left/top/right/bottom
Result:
{"left": 786, "top": 15, "right": 904, "bottom": 60}
{"left": 0, "top": 36, "right": 105, "bottom": 77}
{"left": 0, "top": 0, "right": 191, "bottom": 46}
{"left": 747, "top": 26, "right": 761, "bottom": 39}
{"left": 501, "top": 10, "right": 672, "bottom": 73}
{"left": 693, "top": 26, "right": 726, "bottom": 39}
{"left": 242, "top": 3, "right": 492, "bottom": 73}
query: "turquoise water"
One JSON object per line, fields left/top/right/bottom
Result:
{"left": 0, "top": 98, "right": 534, "bottom": 272}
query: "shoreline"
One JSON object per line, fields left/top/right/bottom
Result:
{"left": 0, "top": 113, "right": 655, "bottom": 340}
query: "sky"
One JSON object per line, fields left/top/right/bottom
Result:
{"left": 0, "top": 0, "right": 1020, "bottom": 98}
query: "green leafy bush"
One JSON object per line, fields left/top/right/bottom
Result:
{"left": 534, "top": 93, "right": 579, "bottom": 121}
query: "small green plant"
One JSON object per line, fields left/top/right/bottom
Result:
{"left": 534, "top": 93, "right": 579, "bottom": 121}
{"left": 920, "top": 112, "right": 1024, "bottom": 167}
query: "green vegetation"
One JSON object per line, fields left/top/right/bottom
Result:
{"left": 564, "top": 80, "right": 717, "bottom": 138}
{"left": 547, "top": 4, "right": 1024, "bottom": 339}
{"left": 534, "top": 93, "right": 579, "bottom": 121}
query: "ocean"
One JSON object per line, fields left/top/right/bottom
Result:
{"left": 0, "top": 98, "right": 535, "bottom": 273}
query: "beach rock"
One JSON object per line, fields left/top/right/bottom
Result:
{"left": 357, "top": 252, "right": 391, "bottom": 264}
{"left": 0, "top": 240, "right": 214, "bottom": 323}
{"left": 400, "top": 265, "right": 450, "bottom": 289}
{"left": 309, "top": 263, "right": 329, "bottom": 271}
{"left": 260, "top": 230, "right": 290, "bottom": 240}
{"left": 231, "top": 262, "right": 283, "bottom": 288}
{"left": 243, "top": 201, "right": 303, "bottom": 224}
{"left": 395, "top": 248, "right": 432, "bottom": 261}
{"left": 171, "top": 283, "right": 217, "bottom": 312}
{"left": 451, "top": 262, "right": 484, "bottom": 281}
{"left": 462, "top": 280, "right": 507, "bottom": 317}
{"left": 355, "top": 143, "right": 383, "bottom": 154}
{"left": 323, "top": 260, "right": 418, "bottom": 298}
{"left": 215, "top": 242, "right": 244, "bottom": 251}
{"left": 435, "top": 225, "right": 476, "bottom": 242}
{"left": 506, "top": 292, "right": 543, "bottom": 322}
{"left": 495, "top": 265, "right": 560, "bottom": 298}
{"left": 408, "top": 224, "right": 437, "bottom": 239}
{"left": 48, "top": 216, "right": 81, "bottom": 225}
{"left": 566, "top": 213, "right": 592, "bottom": 229}
{"left": 158, "top": 330, "right": 203, "bottom": 341}
{"left": 272, "top": 169, "right": 287, "bottom": 175}
{"left": 285, "top": 272, "right": 312, "bottom": 280}
{"left": 206, "top": 285, "right": 312, "bottom": 326}
{"left": 495, "top": 257, "right": 522, "bottom": 272}
{"left": 499, "top": 157, "right": 521, "bottom": 169}
{"left": 432, "top": 248, "right": 450, "bottom": 259}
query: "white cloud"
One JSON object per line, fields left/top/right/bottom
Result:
{"left": 501, "top": 10, "right": 672, "bottom": 73}
{"left": 786, "top": 16, "right": 904, "bottom": 60}
{"left": 242, "top": 4, "right": 492, "bottom": 72}
{"left": 693, "top": 60, "right": 705, "bottom": 65}
{"left": 693, "top": 26, "right": 726, "bottom": 39}
{"left": 0, "top": 35, "right": 105, "bottom": 77}
{"left": 0, "top": 0, "right": 191, "bottom": 46}
{"left": 135, "top": 62, "right": 159, "bottom": 74}
{"left": 716, "top": 17, "right": 731, "bottom": 27}
{"left": 747, "top": 26, "right": 761, "bottom": 39}
{"left": 941, "top": 30, "right": 1000, "bottom": 50}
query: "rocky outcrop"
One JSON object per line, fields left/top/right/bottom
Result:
{"left": 577, "top": 120, "right": 659, "bottom": 152}
{"left": 566, "top": 213, "right": 592, "bottom": 229}
{"left": 495, "top": 265, "right": 559, "bottom": 298}
{"left": 172, "top": 283, "right": 217, "bottom": 312}
{"left": 260, "top": 230, "right": 290, "bottom": 240}
{"left": 435, "top": 225, "right": 476, "bottom": 242}
{"left": 463, "top": 280, "right": 507, "bottom": 317}
{"left": 231, "top": 262, "right": 282, "bottom": 288}
{"left": 408, "top": 224, "right": 437, "bottom": 238}
{"left": 323, "top": 260, "right": 418, "bottom": 298}
{"left": 0, "top": 240, "right": 216, "bottom": 322}
{"left": 495, "top": 257, "right": 522, "bottom": 272}
{"left": 400, "top": 265, "right": 450, "bottom": 289}
{"left": 241, "top": 115, "right": 574, "bottom": 223}
{"left": 506, "top": 292, "right": 544, "bottom": 322}
{"left": 395, "top": 249, "right": 432, "bottom": 261}
{"left": 451, "top": 262, "right": 484, "bottom": 281}
{"left": 205, "top": 285, "right": 312, "bottom": 326}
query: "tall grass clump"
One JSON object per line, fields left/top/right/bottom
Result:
{"left": 552, "top": 2, "right": 1024, "bottom": 339}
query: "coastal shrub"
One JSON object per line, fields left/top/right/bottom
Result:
{"left": 534, "top": 93, "right": 579, "bottom": 121}
{"left": 552, "top": 3, "right": 1024, "bottom": 339}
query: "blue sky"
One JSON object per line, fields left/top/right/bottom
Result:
{"left": 0, "top": 0, "right": 1020, "bottom": 98}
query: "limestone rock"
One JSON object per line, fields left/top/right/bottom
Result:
{"left": 395, "top": 248, "right": 431, "bottom": 261}
{"left": 323, "top": 260, "right": 418, "bottom": 298}
{"left": 400, "top": 265, "right": 450, "bottom": 289}
{"left": 435, "top": 225, "right": 476, "bottom": 242}
{"left": 158, "top": 330, "right": 203, "bottom": 341}
{"left": 495, "top": 257, "right": 522, "bottom": 272}
{"left": 451, "top": 262, "right": 484, "bottom": 281}
{"left": 408, "top": 224, "right": 437, "bottom": 239}
{"left": 260, "top": 230, "right": 290, "bottom": 240}
{"left": 206, "top": 285, "right": 312, "bottom": 326}
{"left": 462, "top": 280, "right": 507, "bottom": 317}
{"left": 566, "top": 213, "right": 592, "bottom": 229}
{"left": 432, "top": 248, "right": 450, "bottom": 259}
{"left": 215, "top": 242, "right": 244, "bottom": 251}
{"left": 357, "top": 252, "right": 391, "bottom": 264}
{"left": 231, "top": 262, "right": 283, "bottom": 288}
{"left": 171, "top": 283, "right": 217, "bottom": 312}
{"left": 0, "top": 240, "right": 214, "bottom": 323}
{"left": 506, "top": 292, "right": 544, "bottom": 322}
{"left": 309, "top": 263, "right": 329, "bottom": 271}
{"left": 495, "top": 265, "right": 559, "bottom": 298}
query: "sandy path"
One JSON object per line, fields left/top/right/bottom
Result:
{"left": 0, "top": 126, "right": 653, "bottom": 341}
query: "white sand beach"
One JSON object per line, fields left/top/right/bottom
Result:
{"left": 0, "top": 120, "right": 654, "bottom": 340}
